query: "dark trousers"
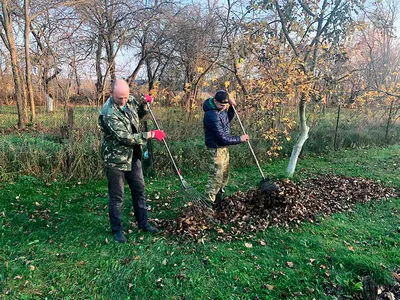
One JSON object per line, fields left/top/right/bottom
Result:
{"left": 106, "top": 157, "right": 148, "bottom": 232}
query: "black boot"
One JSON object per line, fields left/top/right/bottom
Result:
{"left": 140, "top": 223, "right": 159, "bottom": 234}
{"left": 215, "top": 193, "right": 223, "bottom": 204}
{"left": 212, "top": 192, "right": 224, "bottom": 209}
{"left": 114, "top": 231, "right": 127, "bottom": 243}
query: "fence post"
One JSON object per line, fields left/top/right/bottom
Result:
{"left": 66, "top": 107, "right": 74, "bottom": 173}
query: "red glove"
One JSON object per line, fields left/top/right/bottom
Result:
{"left": 151, "top": 130, "right": 165, "bottom": 141}
{"left": 143, "top": 94, "right": 153, "bottom": 103}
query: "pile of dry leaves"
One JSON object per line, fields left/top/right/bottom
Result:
{"left": 355, "top": 274, "right": 400, "bottom": 300}
{"left": 153, "top": 174, "right": 397, "bottom": 241}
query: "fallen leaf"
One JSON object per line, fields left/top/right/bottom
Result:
{"left": 244, "top": 243, "right": 253, "bottom": 248}
{"left": 386, "top": 292, "right": 395, "bottom": 300}
{"left": 285, "top": 261, "right": 294, "bottom": 268}
{"left": 264, "top": 284, "right": 275, "bottom": 290}
{"left": 175, "top": 273, "right": 187, "bottom": 280}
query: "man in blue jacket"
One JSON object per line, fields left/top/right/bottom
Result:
{"left": 203, "top": 90, "right": 249, "bottom": 204}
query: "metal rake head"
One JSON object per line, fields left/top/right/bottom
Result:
{"left": 180, "top": 178, "right": 214, "bottom": 216}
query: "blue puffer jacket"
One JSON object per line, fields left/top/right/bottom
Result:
{"left": 203, "top": 98, "right": 241, "bottom": 148}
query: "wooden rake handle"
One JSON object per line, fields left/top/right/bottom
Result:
{"left": 146, "top": 103, "right": 185, "bottom": 185}
{"left": 231, "top": 105, "right": 265, "bottom": 180}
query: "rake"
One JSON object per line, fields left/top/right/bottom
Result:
{"left": 232, "top": 105, "right": 278, "bottom": 193}
{"left": 145, "top": 103, "right": 213, "bottom": 214}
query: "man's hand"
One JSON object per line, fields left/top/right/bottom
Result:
{"left": 228, "top": 98, "right": 236, "bottom": 106}
{"left": 150, "top": 130, "right": 165, "bottom": 141}
{"left": 142, "top": 94, "right": 154, "bottom": 104}
{"left": 240, "top": 134, "right": 249, "bottom": 142}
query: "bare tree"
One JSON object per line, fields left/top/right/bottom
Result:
{"left": 358, "top": 0, "right": 400, "bottom": 141}
{"left": 125, "top": 1, "right": 178, "bottom": 90}
{"left": 168, "top": 3, "right": 226, "bottom": 117}
{"left": 76, "top": 0, "right": 141, "bottom": 104}
{"left": 0, "top": 0, "right": 28, "bottom": 128}
{"left": 23, "top": 0, "right": 36, "bottom": 120}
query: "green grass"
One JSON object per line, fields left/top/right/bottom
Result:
{"left": 0, "top": 146, "right": 399, "bottom": 299}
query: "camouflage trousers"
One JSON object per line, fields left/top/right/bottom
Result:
{"left": 205, "top": 147, "right": 230, "bottom": 202}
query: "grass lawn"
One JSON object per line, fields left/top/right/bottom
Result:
{"left": 0, "top": 145, "right": 399, "bottom": 299}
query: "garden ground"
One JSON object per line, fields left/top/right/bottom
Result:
{"left": 0, "top": 145, "right": 399, "bottom": 299}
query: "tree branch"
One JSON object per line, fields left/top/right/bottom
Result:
{"left": 297, "top": 0, "right": 315, "bottom": 17}
{"left": 275, "top": 0, "right": 299, "bottom": 57}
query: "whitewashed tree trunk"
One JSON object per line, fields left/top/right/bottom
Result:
{"left": 46, "top": 94, "right": 54, "bottom": 112}
{"left": 286, "top": 98, "right": 309, "bottom": 177}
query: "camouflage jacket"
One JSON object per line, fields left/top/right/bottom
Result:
{"left": 98, "top": 96, "right": 148, "bottom": 171}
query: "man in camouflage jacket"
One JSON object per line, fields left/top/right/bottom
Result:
{"left": 203, "top": 90, "right": 250, "bottom": 204}
{"left": 99, "top": 79, "right": 165, "bottom": 242}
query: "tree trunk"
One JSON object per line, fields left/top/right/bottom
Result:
{"left": 286, "top": 98, "right": 310, "bottom": 177}
{"left": 2, "top": 2, "right": 28, "bottom": 128}
{"left": 19, "top": 63, "right": 28, "bottom": 120}
{"left": 24, "top": 0, "right": 36, "bottom": 121}
{"left": 104, "top": 0, "right": 116, "bottom": 82}
{"left": 146, "top": 58, "right": 154, "bottom": 91}
{"left": 73, "top": 59, "right": 81, "bottom": 95}
{"left": 43, "top": 67, "right": 61, "bottom": 112}
{"left": 187, "top": 84, "right": 200, "bottom": 121}
{"left": 333, "top": 104, "right": 341, "bottom": 150}
{"left": 127, "top": 56, "right": 146, "bottom": 87}
{"left": 385, "top": 98, "right": 394, "bottom": 142}
{"left": 107, "top": 39, "right": 116, "bottom": 82}
{"left": 46, "top": 94, "right": 54, "bottom": 112}
{"left": 95, "top": 32, "right": 103, "bottom": 106}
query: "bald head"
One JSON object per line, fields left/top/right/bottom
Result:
{"left": 111, "top": 79, "right": 130, "bottom": 108}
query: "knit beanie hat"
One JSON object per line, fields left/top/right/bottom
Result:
{"left": 214, "top": 90, "right": 229, "bottom": 103}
